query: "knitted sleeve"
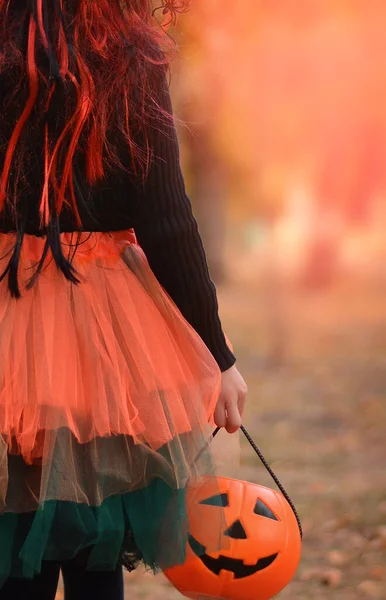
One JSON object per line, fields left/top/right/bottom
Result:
{"left": 131, "top": 73, "right": 236, "bottom": 372}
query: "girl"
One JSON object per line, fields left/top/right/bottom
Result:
{"left": 0, "top": 1, "right": 247, "bottom": 599}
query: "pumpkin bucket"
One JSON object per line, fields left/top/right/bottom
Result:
{"left": 164, "top": 426, "right": 302, "bottom": 600}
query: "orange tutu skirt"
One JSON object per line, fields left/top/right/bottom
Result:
{"left": 0, "top": 230, "right": 227, "bottom": 582}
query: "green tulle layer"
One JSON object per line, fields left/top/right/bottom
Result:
{"left": 0, "top": 478, "right": 188, "bottom": 586}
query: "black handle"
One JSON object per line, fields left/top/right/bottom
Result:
{"left": 194, "top": 425, "right": 303, "bottom": 539}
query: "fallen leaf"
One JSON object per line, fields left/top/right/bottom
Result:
{"left": 373, "top": 533, "right": 386, "bottom": 551}
{"left": 378, "top": 501, "right": 386, "bottom": 515}
{"left": 319, "top": 568, "right": 343, "bottom": 587}
{"left": 300, "top": 568, "right": 342, "bottom": 588}
{"left": 327, "top": 550, "right": 349, "bottom": 566}
{"left": 323, "top": 516, "right": 354, "bottom": 532}
{"left": 369, "top": 566, "right": 386, "bottom": 581}
{"left": 300, "top": 568, "right": 319, "bottom": 582}
{"left": 376, "top": 525, "right": 386, "bottom": 541}
{"left": 349, "top": 532, "right": 368, "bottom": 549}
{"left": 358, "top": 580, "right": 382, "bottom": 598}
{"left": 308, "top": 482, "right": 328, "bottom": 493}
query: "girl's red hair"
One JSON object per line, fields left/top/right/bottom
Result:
{"left": 0, "top": 0, "right": 187, "bottom": 295}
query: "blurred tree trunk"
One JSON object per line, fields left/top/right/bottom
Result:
{"left": 188, "top": 128, "right": 227, "bottom": 284}
{"left": 301, "top": 222, "right": 342, "bottom": 288}
{"left": 300, "top": 145, "right": 344, "bottom": 289}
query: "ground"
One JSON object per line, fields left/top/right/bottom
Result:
{"left": 56, "top": 273, "right": 386, "bottom": 600}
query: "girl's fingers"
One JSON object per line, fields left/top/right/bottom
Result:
{"left": 225, "top": 397, "right": 242, "bottom": 433}
{"left": 214, "top": 400, "right": 227, "bottom": 428}
{"left": 214, "top": 365, "right": 248, "bottom": 433}
{"left": 238, "top": 391, "right": 247, "bottom": 419}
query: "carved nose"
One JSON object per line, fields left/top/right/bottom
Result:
{"left": 225, "top": 519, "right": 247, "bottom": 540}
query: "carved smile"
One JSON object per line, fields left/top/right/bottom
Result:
{"left": 188, "top": 535, "right": 278, "bottom": 579}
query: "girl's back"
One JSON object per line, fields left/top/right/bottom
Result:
{"left": 0, "top": 2, "right": 246, "bottom": 598}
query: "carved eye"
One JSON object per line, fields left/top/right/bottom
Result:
{"left": 254, "top": 499, "right": 278, "bottom": 521}
{"left": 200, "top": 493, "right": 229, "bottom": 507}
{"left": 224, "top": 519, "right": 247, "bottom": 539}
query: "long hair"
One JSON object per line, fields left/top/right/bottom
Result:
{"left": 0, "top": 0, "right": 187, "bottom": 296}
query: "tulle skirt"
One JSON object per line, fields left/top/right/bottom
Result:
{"left": 0, "top": 230, "right": 226, "bottom": 585}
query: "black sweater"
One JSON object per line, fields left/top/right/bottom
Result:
{"left": 0, "top": 76, "right": 236, "bottom": 372}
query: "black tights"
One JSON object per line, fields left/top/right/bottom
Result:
{"left": 0, "top": 559, "right": 124, "bottom": 600}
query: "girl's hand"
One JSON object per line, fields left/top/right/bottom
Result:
{"left": 214, "top": 365, "right": 247, "bottom": 433}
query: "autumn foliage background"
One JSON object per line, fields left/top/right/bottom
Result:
{"left": 171, "top": 2, "right": 386, "bottom": 598}
{"left": 59, "top": 1, "right": 386, "bottom": 598}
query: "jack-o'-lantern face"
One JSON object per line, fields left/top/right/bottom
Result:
{"left": 165, "top": 477, "right": 301, "bottom": 600}
{"left": 188, "top": 492, "right": 279, "bottom": 579}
